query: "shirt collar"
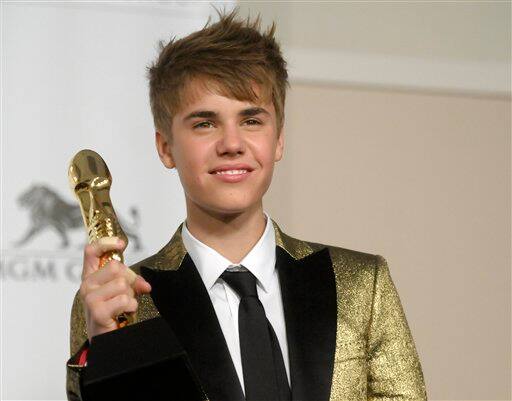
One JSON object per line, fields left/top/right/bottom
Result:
{"left": 181, "top": 212, "right": 276, "bottom": 293}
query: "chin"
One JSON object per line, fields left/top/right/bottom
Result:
{"left": 210, "top": 203, "right": 256, "bottom": 215}
{"left": 187, "top": 187, "right": 265, "bottom": 216}
{"left": 202, "top": 197, "right": 261, "bottom": 216}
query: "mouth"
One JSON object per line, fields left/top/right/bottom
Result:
{"left": 212, "top": 169, "right": 249, "bottom": 175}
{"left": 208, "top": 165, "right": 254, "bottom": 183}
{"left": 209, "top": 164, "right": 254, "bottom": 174}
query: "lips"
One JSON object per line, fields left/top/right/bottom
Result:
{"left": 208, "top": 164, "right": 254, "bottom": 174}
{"left": 209, "top": 164, "right": 254, "bottom": 183}
{"left": 214, "top": 169, "right": 248, "bottom": 175}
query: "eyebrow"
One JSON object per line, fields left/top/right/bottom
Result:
{"left": 183, "top": 107, "right": 270, "bottom": 122}
{"left": 183, "top": 110, "right": 217, "bottom": 121}
{"left": 240, "top": 107, "right": 270, "bottom": 118}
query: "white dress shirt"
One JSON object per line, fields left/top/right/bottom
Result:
{"left": 181, "top": 212, "right": 290, "bottom": 393}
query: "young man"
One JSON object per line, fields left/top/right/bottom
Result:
{"left": 67, "top": 10, "right": 427, "bottom": 401}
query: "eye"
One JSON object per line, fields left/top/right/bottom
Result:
{"left": 193, "top": 121, "right": 215, "bottom": 129}
{"left": 243, "top": 118, "right": 261, "bottom": 126}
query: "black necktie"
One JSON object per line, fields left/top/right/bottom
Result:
{"left": 221, "top": 270, "right": 291, "bottom": 401}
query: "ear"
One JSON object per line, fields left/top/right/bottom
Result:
{"left": 155, "top": 131, "right": 175, "bottom": 169}
{"left": 274, "top": 128, "right": 285, "bottom": 162}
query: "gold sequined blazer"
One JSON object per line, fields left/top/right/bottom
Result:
{"left": 67, "top": 219, "right": 427, "bottom": 401}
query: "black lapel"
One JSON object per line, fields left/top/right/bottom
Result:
{"left": 276, "top": 246, "right": 337, "bottom": 401}
{"left": 141, "top": 255, "right": 245, "bottom": 401}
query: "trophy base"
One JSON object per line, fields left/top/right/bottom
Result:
{"left": 81, "top": 317, "right": 206, "bottom": 401}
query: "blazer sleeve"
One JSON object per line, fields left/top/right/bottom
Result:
{"left": 366, "top": 256, "right": 427, "bottom": 400}
{"left": 66, "top": 291, "right": 88, "bottom": 401}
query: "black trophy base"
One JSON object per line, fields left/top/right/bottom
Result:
{"left": 81, "top": 317, "right": 205, "bottom": 401}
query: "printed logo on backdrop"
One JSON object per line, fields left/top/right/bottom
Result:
{"left": 0, "top": 183, "right": 143, "bottom": 283}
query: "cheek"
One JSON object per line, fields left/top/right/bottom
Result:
{"left": 183, "top": 158, "right": 204, "bottom": 188}
{"left": 180, "top": 143, "right": 213, "bottom": 188}
{"left": 255, "top": 141, "right": 278, "bottom": 169}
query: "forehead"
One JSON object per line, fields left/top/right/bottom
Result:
{"left": 178, "top": 77, "right": 273, "bottom": 113}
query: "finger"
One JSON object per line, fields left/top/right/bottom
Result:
{"left": 84, "top": 260, "right": 132, "bottom": 288}
{"left": 124, "top": 267, "right": 137, "bottom": 286}
{"left": 89, "top": 294, "right": 137, "bottom": 328}
{"left": 105, "top": 294, "right": 138, "bottom": 317}
{"left": 82, "top": 237, "right": 125, "bottom": 279}
{"left": 133, "top": 275, "right": 152, "bottom": 295}
{"left": 84, "top": 276, "right": 135, "bottom": 305}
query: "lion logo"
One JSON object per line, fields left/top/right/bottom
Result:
{"left": 15, "top": 184, "right": 142, "bottom": 250}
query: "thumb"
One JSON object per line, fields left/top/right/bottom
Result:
{"left": 133, "top": 275, "right": 152, "bottom": 295}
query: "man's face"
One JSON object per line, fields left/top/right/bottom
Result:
{"left": 155, "top": 81, "right": 284, "bottom": 217}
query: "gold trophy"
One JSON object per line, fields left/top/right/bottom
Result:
{"left": 68, "top": 149, "right": 136, "bottom": 328}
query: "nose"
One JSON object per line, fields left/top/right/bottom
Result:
{"left": 216, "top": 124, "right": 245, "bottom": 156}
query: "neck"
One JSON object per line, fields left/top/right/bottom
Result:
{"left": 185, "top": 201, "right": 267, "bottom": 264}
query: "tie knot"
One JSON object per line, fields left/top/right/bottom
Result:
{"left": 221, "top": 270, "right": 258, "bottom": 298}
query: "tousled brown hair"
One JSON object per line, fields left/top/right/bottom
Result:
{"left": 147, "top": 9, "right": 288, "bottom": 137}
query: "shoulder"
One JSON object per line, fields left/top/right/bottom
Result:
{"left": 280, "top": 233, "right": 385, "bottom": 332}
{"left": 278, "top": 226, "right": 383, "bottom": 276}
{"left": 325, "top": 242, "right": 384, "bottom": 275}
{"left": 277, "top": 229, "right": 389, "bottom": 304}
{"left": 321, "top": 242, "right": 387, "bottom": 295}
{"left": 272, "top": 219, "right": 384, "bottom": 275}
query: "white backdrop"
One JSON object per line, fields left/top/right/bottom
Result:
{"left": 1, "top": 2, "right": 233, "bottom": 399}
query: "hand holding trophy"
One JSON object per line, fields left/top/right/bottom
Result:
{"left": 68, "top": 149, "right": 151, "bottom": 341}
